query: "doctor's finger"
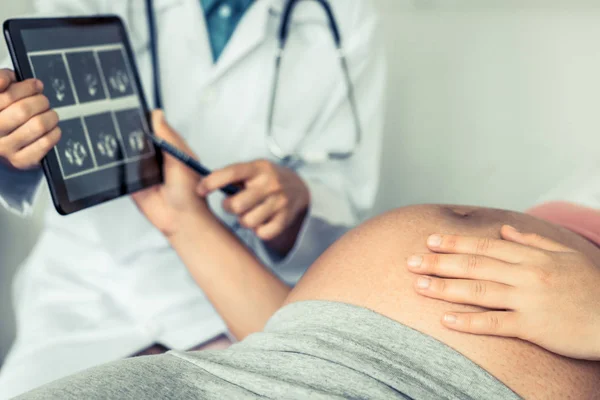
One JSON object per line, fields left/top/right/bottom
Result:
{"left": 3, "top": 109, "right": 59, "bottom": 152}
{"left": 7, "top": 126, "right": 61, "bottom": 170}
{"left": 406, "top": 253, "right": 518, "bottom": 286}
{"left": 0, "top": 79, "right": 43, "bottom": 112}
{"left": 0, "top": 94, "right": 52, "bottom": 138}
{"left": 256, "top": 212, "right": 288, "bottom": 241}
{"left": 239, "top": 195, "right": 279, "bottom": 229}
{"left": 200, "top": 162, "right": 258, "bottom": 194}
{"left": 414, "top": 276, "right": 517, "bottom": 310}
{"left": 0, "top": 69, "right": 16, "bottom": 92}
{"left": 222, "top": 188, "right": 267, "bottom": 216}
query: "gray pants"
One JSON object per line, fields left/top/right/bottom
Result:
{"left": 17, "top": 301, "right": 520, "bottom": 399}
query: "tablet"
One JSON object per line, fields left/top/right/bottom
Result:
{"left": 3, "top": 16, "right": 163, "bottom": 215}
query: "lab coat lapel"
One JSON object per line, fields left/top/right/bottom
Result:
{"left": 188, "top": 0, "right": 322, "bottom": 86}
{"left": 177, "top": 0, "right": 216, "bottom": 88}
{"left": 209, "top": 0, "right": 280, "bottom": 83}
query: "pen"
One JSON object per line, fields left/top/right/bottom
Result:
{"left": 146, "top": 133, "right": 241, "bottom": 196}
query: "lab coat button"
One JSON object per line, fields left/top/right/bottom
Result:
{"left": 219, "top": 5, "right": 232, "bottom": 19}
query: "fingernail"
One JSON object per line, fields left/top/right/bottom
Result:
{"left": 407, "top": 256, "right": 423, "bottom": 269}
{"left": 417, "top": 277, "right": 431, "bottom": 289}
{"left": 36, "top": 80, "right": 44, "bottom": 91}
{"left": 428, "top": 235, "right": 443, "bottom": 247}
{"left": 443, "top": 314, "right": 457, "bottom": 324}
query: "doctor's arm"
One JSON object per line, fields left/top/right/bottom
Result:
{"left": 134, "top": 112, "right": 291, "bottom": 340}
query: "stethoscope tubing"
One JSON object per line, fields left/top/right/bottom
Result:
{"left": 144, "top": 0, "right": 362, "bottom": 165}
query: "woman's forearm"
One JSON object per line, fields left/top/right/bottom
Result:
{"left": 168, "top": 212, "right": 291, "bottom": 340}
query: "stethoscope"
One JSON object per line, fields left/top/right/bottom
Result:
{"left": 144, "top": 0, "right": 362, "bottom": 166}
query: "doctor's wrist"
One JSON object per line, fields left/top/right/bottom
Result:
{"left": 167, "top": 206, "right": 218, "bottom": 241}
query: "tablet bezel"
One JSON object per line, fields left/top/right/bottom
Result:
{"left": 3, "top": 16, "right": 163, "bottom": 215}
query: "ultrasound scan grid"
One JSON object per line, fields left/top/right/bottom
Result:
{"left": 30, "top": 54, "right": 76, "bottom": 108}
{"left": 84, "top": 112, "right": 124, "bottom": 167}
{"left": 28, "top": 43, "right": 150, "bottom": 180}
{"left": 65, "top": 51, "right": 107, "bottom": 104}
{"left": 56, "top": 118, "right": 95, "bottom": 177}
{"left": 97, "top": 49, "right": 135, "bottom": 99}
{"left": 115, "top": 109, "right": 153, "bottom": 157}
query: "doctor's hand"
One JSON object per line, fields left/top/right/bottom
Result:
{"left": 132, "top": 110, "right": 211, "bottom": 238}
{"left": 407, "top": 226, "right": 600, "bottom": 361}
{"left": 0, "top": 69, "right": 61, "bottom": 170}
{"left": 197, "top": 160, "right": 310, "bottom": 242}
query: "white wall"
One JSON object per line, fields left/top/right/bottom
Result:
{"left": 2, "top": 0, "right": 600, "bottom": 364}
{"left": 374, "top": 0, "right": 600, "bottom": 213}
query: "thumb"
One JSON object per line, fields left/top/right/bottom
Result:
{"left": 151, "top": 110, "right": 196, "bottom": 157}
{"left": 500, "top": 225, "right": 572, "bottom": 252}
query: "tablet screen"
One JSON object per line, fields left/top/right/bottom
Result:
{"left": 10, "top": 20, "right": 162, "bottom": 211}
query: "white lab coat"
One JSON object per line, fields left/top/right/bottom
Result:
{"left": 0, "top": 0, "right": 386, "bottom": 397}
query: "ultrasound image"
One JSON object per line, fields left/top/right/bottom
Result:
{"left": 30, "top": 54, "right": 76, "bottom": 108}
{"left": 97, "top": 49, "right": 135, "bottom": 99}
{"left": 66, "top": 51, "right": 107, "bottom": 103}
{"left": 115, "top": 109, "right": 152, "bottom": 157}
{"left": 56, "top": 118, "right": 95, "bottom": 176}
{"left": 84, "top": 112, "right": 124, "bottom": 167}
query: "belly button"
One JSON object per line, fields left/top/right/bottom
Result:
{"left": 445, "top": 206, "right": 473, "bottom": 218}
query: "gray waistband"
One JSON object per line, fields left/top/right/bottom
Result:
{"left": 237, "top": 300, "right": 522, "bottom": 400}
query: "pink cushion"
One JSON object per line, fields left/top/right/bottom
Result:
{"left": 527, "top": 202, "right": 600, "bottom": 247}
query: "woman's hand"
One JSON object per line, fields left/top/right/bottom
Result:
{"left": 132, "top": 111, "right": 211, "bottom": 238}
{"left": 196, "top": 160, "right": 310, "bottom": 241}
{"left": 406, "top": 225, "right": 600, "bottom": 360}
